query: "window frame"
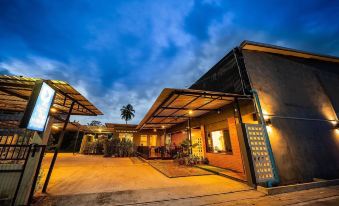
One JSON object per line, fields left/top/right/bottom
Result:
{"left": 205, "top": 129, "right": 233, "bottom": 155}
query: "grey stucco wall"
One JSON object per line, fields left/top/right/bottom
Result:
{"left": 242, "top": 50, "right": 339, "bottom": 185}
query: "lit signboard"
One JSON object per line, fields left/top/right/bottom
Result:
{"left": 20, "top": 81, "right": 56, "bottom": 132}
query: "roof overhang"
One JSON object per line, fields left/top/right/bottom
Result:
{"left": 240, "top": 41, "right": 339, "bottom": 63}
{"left": 0, "top": 75, "right": 103, "bottom": 116}
{"left": 137, "top": 88, "right": 252, "bottom": 130}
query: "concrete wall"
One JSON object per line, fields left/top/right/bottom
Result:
{"left": 242, "top": 50, "right": 339, "bottom": 185}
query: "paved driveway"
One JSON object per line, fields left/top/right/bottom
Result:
{"left": 38, "top": 153, "right": 252, "bottom": 204}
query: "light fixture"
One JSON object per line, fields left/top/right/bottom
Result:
{"left": 161, "top": 125, "right": 165, "bottom": 129}
{"left": 263, "top": 114, "right": 269, "bottom": 120}
{"left": 188, "top": 110, "right": 193, "bottom": 115}
{"left": 50, "top": 107, "right": 57, "bottom": 113}
{"left": 265, "top": 118, "right": 272, "bottom": 126}
{"left": 335, "top": 122, "right": 339, "bottom": 130}
{"left": 266, "top": 125, "right": 272, "bottom": 133}
{"left": 217, "top": 110, "right": 221, "bottom": 114}
{"left": 153, "top": 128, "right": 157, "bottom": 132}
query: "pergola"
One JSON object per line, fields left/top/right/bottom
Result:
{"left": 137, "top": 88, "right": 252, "bottom": 130}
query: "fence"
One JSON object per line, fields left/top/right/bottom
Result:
{"left": 0, "top": 143, "right": 45, "bottom": 206}
{"left": 0, "top": 114, "right": 46, "bottom": 206}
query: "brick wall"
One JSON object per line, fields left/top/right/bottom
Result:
{"left": 205, "top": 117, "right": 245, "bottom": 173}
{"left": 171, "top": 132, "right": 187, "bottom": 145}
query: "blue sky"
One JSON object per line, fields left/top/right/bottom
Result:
{"left": 1, "top": 0, "right": 338, "bottom": 124}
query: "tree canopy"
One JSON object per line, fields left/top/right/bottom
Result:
{"left": 120, "top": 104, "right": 135, "bottom": 124}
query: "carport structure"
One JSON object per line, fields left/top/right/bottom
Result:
{"left": 0, "top": 75, "right": 102, "bottom": 116}
{"left": 138, "top": 88, "right": 252, "bottom": 129}
{"left": 0, "top": 75, "right": 102, "bottom": 205}
{"left": 137, "top": 88, "right": 262, "bottom": 186}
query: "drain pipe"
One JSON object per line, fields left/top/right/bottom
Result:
{"left": 251, "top": 89, "right": 280, "bottom": 187}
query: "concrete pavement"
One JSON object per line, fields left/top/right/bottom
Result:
{"left": 34, "top": 154, "right": 339, "bottom": 206}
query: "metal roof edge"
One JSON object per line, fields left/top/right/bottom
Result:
{"left": 240, "top": 40, "right": 339, "bottom": 63}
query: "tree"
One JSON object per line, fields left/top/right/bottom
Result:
{"left": 88, "top": 120, "right": 102, "bottom": 126}
{"left": 120, "top": 104, "right": 135, "bottom": 124}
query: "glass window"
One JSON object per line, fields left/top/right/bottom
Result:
{"left": 165, "top": 134, "right": 171, "bottom": 145}
{"left": 149, "top": 135, "right": 157, "bottom": 146}
{"left": 140, "top": 135, "right": 147, "bottom": 146}
{"left": 118, "top": 133, "right": 133, "bottom": 142}
{"left": 206, "top": 130, "right": 232, "bottom": 154}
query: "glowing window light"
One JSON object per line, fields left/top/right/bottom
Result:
{"left": 211, "top": 131, "right": 225, "bottom": 152}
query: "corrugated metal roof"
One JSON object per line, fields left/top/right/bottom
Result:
{"left": 137, "top": 88, "right": 251, "bottom": 129}
{"left": 0, "top": 75, "right": 102, "bottom": 116}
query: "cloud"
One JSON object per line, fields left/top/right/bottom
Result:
{"left": 0, "top": 55, "right": 103, "bottom": 111}
{"left": 1, "top": 0, "right": 338, "bottom": 126}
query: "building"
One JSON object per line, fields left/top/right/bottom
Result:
{"left": 60, "top": 41, "right": 339, "bottom": 188}
{"left": 136, "top": 41, "right": 339, "bottom": 186}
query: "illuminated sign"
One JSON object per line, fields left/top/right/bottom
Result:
{"left": 21, "top": 81, "right": 55, "bottom": 132}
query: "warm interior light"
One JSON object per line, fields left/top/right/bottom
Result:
{"left": 161, "top": 125, "right": 165, "bottom": 129}
{"left": 153, "top": 128, "right": 157, "bottom": 132}
{"left": 50, "top": 108, "right": 57, "bottom": 113}
{"left": 211, "top": 131, "right": 225, "bottom": 152}
{"left": 98, "top": 129, "right": 102, "bottom": 133}
{"left": 188, "top": 110, "right": 193, "bottom": 115}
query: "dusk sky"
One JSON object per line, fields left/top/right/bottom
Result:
{"left": 1, "top": 0, "right": 338, "bottom": 124}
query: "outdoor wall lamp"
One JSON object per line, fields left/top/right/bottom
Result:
{"left": 265, "top": 118, "right": 272, "bottom": 126}
{"left": 335, "top": 122, "right": 339, "bottom": 130}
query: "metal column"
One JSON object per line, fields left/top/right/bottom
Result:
{"left": 42, "top": 101, "right": 75, "bottom": 193}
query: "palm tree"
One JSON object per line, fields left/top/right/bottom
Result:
{"left": 120, "top": 104, "right": 135, "bottom": 124}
